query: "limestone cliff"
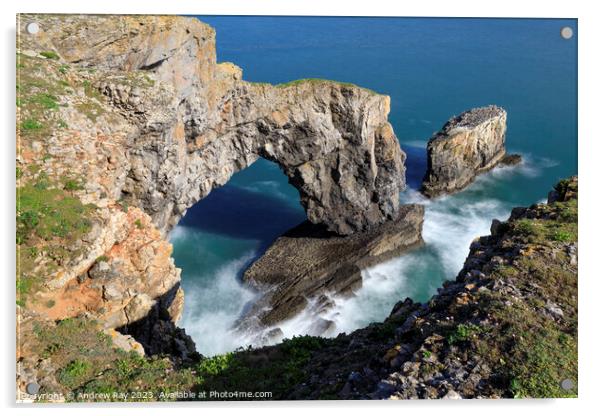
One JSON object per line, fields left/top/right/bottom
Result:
{"left": 18, "top": 14, "right": 405, "bottom": 236}
{"left": 421, "top": 105, "right": 511, "bottom": 197}
{"left": 16, "top": 14, "right": 406, "bottom": 360}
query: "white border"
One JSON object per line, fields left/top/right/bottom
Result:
{"left": 2, "top": 1, "right": 600, "bottom": 415}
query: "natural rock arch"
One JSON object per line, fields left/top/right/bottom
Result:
{"left": 16, "top": 14, "right": 408, "bottom": 356}
{"left": 120, "top": 78, "right": 407, "bottom": 236}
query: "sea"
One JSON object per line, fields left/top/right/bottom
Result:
{"left": 169, "top": 16, "right": 578, "bottom": 356}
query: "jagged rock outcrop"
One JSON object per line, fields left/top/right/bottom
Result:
{"left": 16, "top": 13, "right": 406, "bottom": 363}
{"left": 421, "top": 105, "right": 515, "bottom": 197}
{"left": 238, "top": 204, "right": 425, "bottom": 334}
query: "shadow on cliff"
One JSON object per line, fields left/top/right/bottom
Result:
{"left": 401, "top": 143, "right": 428, "bottom": 190}
{"left": 116, "top": 282, "right": 201, "bottom": 362}
{"left": 178, "top": 184, "right": 306, "bottom": 243}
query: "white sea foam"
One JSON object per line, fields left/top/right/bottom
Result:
{"left": 179, "top": 252, "right": 258, "bottom": 356}
{"left": 319, "top": 165, "right": 519, "bottom": 335}
{"left": 178, "top": 150, "right": 558, "bottom": 351}
{"left": 167, "top": 224, "right": 189, "bottom": 243}
{"left": 471, "top": 153, "right": 558, "bottom": 190}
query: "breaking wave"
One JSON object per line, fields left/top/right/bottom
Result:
{"left": 179, "top": 251, "right": 258, "bottom": 356}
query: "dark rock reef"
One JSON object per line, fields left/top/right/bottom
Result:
{"left": 238, "top": 204, "right": 425, "bottom": 333}
{"left": 421, "top": 105, "right": 515, "bottom": 197}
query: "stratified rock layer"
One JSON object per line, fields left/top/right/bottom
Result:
{"left": 421, "top": 105, "right": 508, "bottom": 197}
{"left": 239, "top": 204, "right": 425, "bottom": 331}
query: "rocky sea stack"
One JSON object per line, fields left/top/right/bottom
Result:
{"left": 421, "top": 105, "right": 521, "bottom": 197}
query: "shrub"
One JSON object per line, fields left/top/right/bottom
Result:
{"left": 553, "top": 230, "right": 572, "bottom": 242}
{"left": 63, "top": 178, "right": 84, "bottom": 191}
{"left": 58, "top": 359, "right": 90, "bottom": 388}
{"left": 447, "top": 323, "right": 482, "bottom": 345}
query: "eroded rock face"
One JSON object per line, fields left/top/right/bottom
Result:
{"left": 20, "top": 14, "right": 405, "bottom": 236}
{"left": 238, "top": 204, "right": 425, "bottom": 333}
{"left": 421, "top": 105, "right": 508, "bottom": 197}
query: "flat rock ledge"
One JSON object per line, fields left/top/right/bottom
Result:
{"left": 237, "top": 204, "right": 425, "bottom": 334}
{"left": 421, "top": 105, "right": 511, "bottom": 197}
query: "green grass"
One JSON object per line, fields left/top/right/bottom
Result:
{"left": 16, "top": 52, "right": 107, "bottom": 140}
{"left": 29, "top": 317, "right": 196, "bottom": 402}
{"left": 25, "top": 318, "right": 178, "bottom": 399}
{"left": 512, "top": 209, "right": 577, "bottom": 245}
{"left": 486, "top": 294, "right": 578, "bottom": 398}
{"left": 16, "top": 177, "right": 96, "bottom": 304}
{"left": 39, "top": 51, "right": 60, "bottom": 60}
{"left": 194, "top": 335, "right": 325, "bottom": 399}
{"left": 21, "top": 118, "right": 43, "bottom": 131}
{"left": 17, "top": 182, "right": 95, "bottom": 244}
{"left": 476, "top": 182, "right": 578, "bottom": 398}
{"left": 29, "top": 93, "right": 59, "bottom": 110}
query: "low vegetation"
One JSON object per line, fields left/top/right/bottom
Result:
{"left": 16, "top": 174, "right": 96, "bottom": 306}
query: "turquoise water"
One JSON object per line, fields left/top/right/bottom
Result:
{"left": 170, "top": 17, "right": 577, "bottom": 355}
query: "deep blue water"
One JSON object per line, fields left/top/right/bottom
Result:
{"left": 171, "top": 16, "right": 577, "bottom": 355}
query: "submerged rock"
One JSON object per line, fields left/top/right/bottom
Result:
{"left": 500, "top": 153, "right": 522, "bottom": 166}
{"left": 238, "top": 204, "right": 425, "bottom": 329}
{"left": 421, "top": 105, "right": 508, "bottom": 197}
